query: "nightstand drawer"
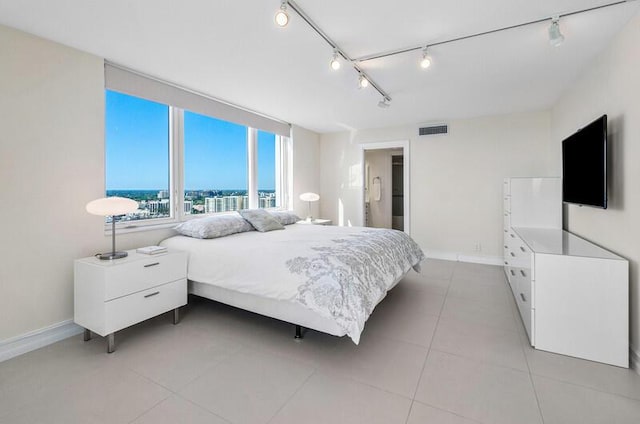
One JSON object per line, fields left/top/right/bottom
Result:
{"left": 105, "top": 253, "right": 187, "bottom": 300}
{"left": 104, "top": 279, "right": 187, "bottom": 334}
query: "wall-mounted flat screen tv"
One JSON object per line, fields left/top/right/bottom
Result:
{"left": 562, "top": 115, "right": 607, "bottom": 209}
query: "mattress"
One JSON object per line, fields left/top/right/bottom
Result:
{"left": 161, "top": 223, "right": 424, "bottom": 343}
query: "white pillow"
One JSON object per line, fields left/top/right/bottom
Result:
{"left": 238, "top": 209, "right": 285, "bottom": 232}
{"left": 268, "top": 210, "right": 301, "bottom": 225}
{"left": 174, "top": 214, "right": 254, "bottom": 239}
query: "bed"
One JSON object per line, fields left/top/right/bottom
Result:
{"left": 160, "top": 222, "right": 424, "bottom": 343}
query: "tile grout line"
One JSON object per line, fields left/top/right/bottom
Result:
{"left": 530, "top": 372, "right": 640, "bottom": 404}
{"left": 511, "top": 273, "right": 547, "bottom": 424}
{"left": 404, "top": 265, "right": 455, "bottom": 424}
{"left": 411, "top": 399, "right": 488, "bottom": 424}
{"left": 265, "top": 369, "right": 318, "bottom": 424}
{"left": 174, "top": 393, "right": 234, "bottom": 423}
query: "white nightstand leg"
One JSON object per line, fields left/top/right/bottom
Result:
{"left": 173, "top": 307, "right": 180, "bottom": 325}
{"left": 107, "top": 333, "right": 115, "bottom": 353}
{"left": 83, "top": 329, "right": 92, "bottom": 342}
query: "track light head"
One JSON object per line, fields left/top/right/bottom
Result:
{"left": 548, "top": 17, "right": 565, "bottom": 47}
{"left": 378, "top": 98, "right": 391, "bottom": 109}
{"left": 330, "top": 50, "right": 341, "bottom": 70}
{"left": 358, "top": 74, "right": 369, "bottom": 89}
{"left": 420, "top": 47, "right": 432, "bottom": 69}
{"left": 275, "top": 1, "right": 289, "bottom": 27}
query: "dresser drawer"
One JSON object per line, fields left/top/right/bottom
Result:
{"left": 105, "top": 252, "right": 187, "bottom": 300}
{"left": 506, "top": 267, "right": 517, "bottom": 294}
{"left": 104, "top": 279, "right": 187, "bottom": 334}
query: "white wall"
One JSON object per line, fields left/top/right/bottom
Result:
{"left": 320, "top": 111, "right": 553, "bottom": 263}
{"left": 0, "top": 25, "right": 320, "bottom": 343}
{"left": 550, "top": 13, "right": 640, "bottom": 361}
{"left": 291, "top": 125, "right": 321, "bottom": 220}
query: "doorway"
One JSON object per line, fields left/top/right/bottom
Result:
{"left": 360, "top": 141, "right": 410, "bottom": 234}
{"left": 391, "top": 155, "right": 404, "bottom": 231}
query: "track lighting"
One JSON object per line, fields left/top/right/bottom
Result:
{"left": 420, "top": 47, "right": 432, "bottom": 69}
{"left": 275, "top": 1, "right": 289, "bottom": 27}
{"left": 548, "top": 16, "right": 565, "bottom": 47}
{"left": 272, "top": 1, "right": 629, "bottom": 108}
{"left": 358, "top": 74, "right": 369, "bottom": 89}
{"left": 378, "top": 98, "right": 390, "bottom": 109}
{"left": 330, "top": 50, "right": 341, "bottom": 70}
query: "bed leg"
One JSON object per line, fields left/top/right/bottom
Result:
{"left": 294, "top": 325, "right": 304, "bottom": 339}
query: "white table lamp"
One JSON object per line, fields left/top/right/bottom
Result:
{"left": 299, "top": 192, "right": 320, "bottom": 221}
{"left": 86, "top": 197, "right": 139, "bottom": 260}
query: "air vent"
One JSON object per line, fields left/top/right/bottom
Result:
{"left": 419, "top": 124, "right": 448, "bottom": 136}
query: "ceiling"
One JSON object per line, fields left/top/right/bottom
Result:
{"left": 0, "top": 0, "right": 637, "bottom": 133}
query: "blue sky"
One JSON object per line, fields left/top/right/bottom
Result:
{"left": 106, "top": 90, "right": 275, "bottom": 190}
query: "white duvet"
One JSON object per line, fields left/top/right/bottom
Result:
{"left": 160, "top": 224, "right": 424, "bottom": 343}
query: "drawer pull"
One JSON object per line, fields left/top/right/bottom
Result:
{"left": 520, "top": 246, "right": 525, "bottom": 252}
{"left": 144, "top": 291, "right": 160, "bottom": 298}
{"left": 504, "top": 230, "right": 508, "bottom": 233}
{"left": 520, "top": 270, "right": 526, "bottom": 277}
{"left": 510, "top": 270, "right": 515, "bottom": 276}
{"left": 504, "top": 261, "right": 508, "bottom": 265}
{"left": 510, "top": 233, "right": 515, "bottom": 238}
{"left": 144, "top": 262, "right": 160, "bottom": 268}
{"left": 504, "top": 213, "right": 508, "bottom": 217}
{"left": 520, "top": 293, "right": 526, "bottom": 302}
{"left": 504, "top": 245, "right": 508, "bottom": 249}
{"left": 510, "top": 252, "right": 515, "bottom": 257}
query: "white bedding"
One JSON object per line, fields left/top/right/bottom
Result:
{"left": 160, "top": 224, "right": 424, "bottom": 343}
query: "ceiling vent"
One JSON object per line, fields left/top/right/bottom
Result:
{"left": 419, "top": 124, "right": 448, "bottom": 136}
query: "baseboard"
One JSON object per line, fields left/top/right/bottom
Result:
{"left": 631, "top": 346, "right": 640, "bottom": 375}
{"left": 425, "top": 250, "right": 503, "bottom": 266}
{"left": 0, "top": 319, "right": 83, "bottom": 363}
{"left": 458, "top": 254, "right": 504, "bottom": 266}
{"left": 424, "top": 250, "right": 458, "bottom": 262}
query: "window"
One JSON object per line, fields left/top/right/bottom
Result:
{"left": 104, "top": 65, "right": 291, "bottom": 229}
{"left": 184, "top": 111, "right": 248, "bottom": 214}
{"left": 105, "top": 90, "right": 171, "bottom": 223}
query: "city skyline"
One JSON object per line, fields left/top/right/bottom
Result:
{"left": 107, "top": 189, "right": 277, "bottom": 221}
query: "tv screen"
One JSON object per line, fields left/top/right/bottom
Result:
{"left": 562, "top": 115, "right": 607, "bottom": 209}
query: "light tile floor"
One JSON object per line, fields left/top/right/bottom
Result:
{"left": 1, "top": 259, "right": 639, "bottom": 423}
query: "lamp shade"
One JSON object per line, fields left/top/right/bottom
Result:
{"left": 299, "top": 192, "right": 320, "bottom": 202}
{"left": 86, "top": 197, "right": 138, "bottom": 216}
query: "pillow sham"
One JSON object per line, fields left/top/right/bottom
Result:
{"left": 239, "top": 209, "right": 285, "bottom": 232}
{"left": 174, "top": 214, "right": 254, "bottom": 239}
{"left": 268, "top": 210, "right": 301, "bottom": 225}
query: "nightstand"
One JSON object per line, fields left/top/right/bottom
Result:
{"left": 297, "top": 218, "right": 332, "bottom": 225}
{"left": 74, "top": 249, "right": 187, "bottom": 353}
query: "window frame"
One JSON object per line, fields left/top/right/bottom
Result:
{"left": 105, "top": 99, "right": 290, "bottom": 233}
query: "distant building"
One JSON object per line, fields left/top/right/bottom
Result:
{"left": 259, "top": 196, "right": 276, "bottom": 209}
{"left": 183, "top": 200, "right": 192, "bottom": 214}
{"left": 148, "top": 199, "right": 170, "bottom": 215}
{"left": 157, "top": 190, "right": 169, "bottom": 199}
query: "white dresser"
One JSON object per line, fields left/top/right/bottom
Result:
{"left": 74, "top": 249, "right": 188, "bottom": 353}
{"left": 503, "top": 177, "right": 629, "bottom": 367}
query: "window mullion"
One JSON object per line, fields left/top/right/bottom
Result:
{"left": 171, "top": 107, "right": 185, "bottom": 221}
{"left": 247, "top": 127, "right": 258, "bottom": 209}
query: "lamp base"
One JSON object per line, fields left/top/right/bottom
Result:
{"left": 97, "top": 251, "right": 128, "bottom": 260}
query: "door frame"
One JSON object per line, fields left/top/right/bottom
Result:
{"left": 360, "top": 140, "right": 410, "bottom": 234}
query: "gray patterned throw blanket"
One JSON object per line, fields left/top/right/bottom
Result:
{"left": 287, "top": 228, "right": 424, "bottom": 343}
